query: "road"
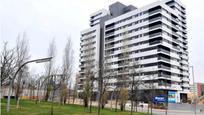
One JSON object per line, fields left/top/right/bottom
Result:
{"left": 131, "top": 106, "right": 204, "bottom": 115}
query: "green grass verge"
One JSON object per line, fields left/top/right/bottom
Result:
{"left": 1, "top": 99, "right": 148, "bottom": 115}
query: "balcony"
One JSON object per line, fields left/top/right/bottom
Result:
{"left": 173, "top": 46, "right": 179, "bottom": 50}
{"left": 158, "top": 48, "right": 170, "bottom": 54}
{"left": 158, "top": 65, "right": 171, "bottom": 70}
{"left": 105, "top": 23, "right": 115, "bottom": 30}
{"left": 172, "top": 17, "right": 179, "bottom": 22}
{"left": 183, "top": 40, "right": 187, "bottom": 44}
{"left": 172, "top": 24, "right": 179, "bottom": 30}
{"left": 149, "top": 17, "right": 162, "bottom": 23}
{"left": 105, "top": 45, "right": 114, "bottom": 49}
{"left": 118, "top": 62, "right": 129, "bottom": 66}
{"left": 181, "top": 54, "right": 188, "bottom": 60}
{"left": 118, "top": 55, "right": 128, "bottom": 59}
{"left": 158, "top": 57, "right": 170, "bottom": 62}
{"left": 149, "top": 9, "right": 161, "bottom": 15}
{"left": 171, "top": 76, "right": 181, "bottom": 82}
{"left": 105, "top": 32, "right": 114, "bottom": 37}
{"left": 183, "top": 45, "right": 188, "bottom": 49}
{"left": 172, "top": 38, "right": 180, "bottom": 43}
{"left": 171, "top": 84, "right": 182, "bottom": 90}
{"left": 149, "top": 32, "right": 162, "bottom": 38}
{"left": 105, "top": 38, "right": 114, "bottom": 43}
{"left": 172, "top": 32, "right": 179, "bottom": 38}
{"left": 182, "top": 77, "right": 189, "bottom": 82}
{"left": 149, "top": 24, "right": 162, "bottom": 30}
{"left": 118, "top": 70, "right": 129, "bottom": 74}
{"left": 183, "top": 35, "right": 187, "bottom": 39}
{"left": 182, "top": 83, "right": 190, "bottom": 88}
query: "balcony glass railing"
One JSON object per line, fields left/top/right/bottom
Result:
{"left": 149, "top": 24, "right": 162, "bottom": 30}
{"left": 105, "top": 45, "right": 114, "bottom": 49}
{"left": 149, "top": 9, "right": 161, "bottom": 15}
{"left": 149, "top": 32, "right": 162, "bottom": 38}
{"left": 106, "top": 25, "right": 115, "bottom": 30}
{"left": 106, "top": 32, "right": 114, "bottom": 37}
{"left": 105, "top": 38, "right": 114, "bottom": 42}
{"left": 149, "top": 17, "right": 162, "bottom": 22}
{"left": 158, "top": 65, "right": 171, "bottom": 70}
{"left": 158, "top": 57, "right": 170, "bottom": 62}
{"left": 158, "top": 48, "right": 170, "bottom": 54}
{"left": 172, "top": 38, "right": 180, "bottom": 43}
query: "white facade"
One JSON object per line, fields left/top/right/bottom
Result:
{"left": 79, "top": 24, "right": 101, "bottom": 92}
{"left": 79, "top": 0, "right": 189, "bottom": 103}
{"left": 90, "top": 9, "right": 109, "bottom": 27}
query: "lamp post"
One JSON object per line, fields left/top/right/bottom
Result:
{"left": 6, "top": 57, "right": 52, "bottom": 112}
{"left": 190, "top": 66, "right": 196, "bottom": 115}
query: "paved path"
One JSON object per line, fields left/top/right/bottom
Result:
{"left": 74, "top": 100, "right": 204, "bottom": 115}
{"left": 132, "top": 107, "right": 204, "bottom": 115}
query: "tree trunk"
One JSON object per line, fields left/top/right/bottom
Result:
{"left": 147, "top": 103, "right": 149, "bottom": 114}
{"left": 89, "top": 93, "right": 92, "bottom": 113}
{"left": 84, "top": 97, "right": 88, "bottom": 107}
{"left": 115, "top": 98, "right": 118, "bottom": 112}
{"left": 135, "top": 100, "right": 138, "bottom": 112}
{"left": 16, "top": 97, "right": 20, "bottom": 109}
{"left": 150, "top": 102, "right": 153, "bottom": 115}
{"left": 120, "top": 103, "right": 124, "bottom": 111}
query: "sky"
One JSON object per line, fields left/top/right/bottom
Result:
{"left": 0, "top": 0, "right": 203, "bottom": 84}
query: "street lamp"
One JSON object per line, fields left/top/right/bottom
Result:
{"left": 190, "top": 66, "right": 196, "bottom": 115}
{"left": 6, "top": 57, "right": 52, "bottom": 112}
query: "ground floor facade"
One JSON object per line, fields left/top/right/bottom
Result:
{"left": 78, "top": 89, "right": 188, "bottom": 103}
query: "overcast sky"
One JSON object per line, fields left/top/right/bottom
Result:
{"left": 0, "top": 0, "right": 203, "bottom": 83}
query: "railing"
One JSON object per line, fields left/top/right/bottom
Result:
{"left": 118, "top": 62, "right": 129, "bottom": 66}
{"left": 172, "top": 31, "right": 179, "bottom": 37}
{"left": 105, "top": 45, "right": 114, "bottom": 49}
{"left": 158, "top": 48, "right": 170, "bottom": 54}
{"left": 149, "top": 17, "right": 162, "bottom": 22}
{"left": 106, "top": 32, "right": 114, "bottom": 37}
{"left": 149, "top": 24, "right": 162, "bottom": 30}
{"left": 172, "top": 17, "right": 179, "bottom": 23}
{"left": 172, "top": 24, "right": 179, "bottom": 30}
{"left": 149, "top": 32, "right": 162, "bottom": 38}
{"left": 173, "top": 46, "right": 179, "bottom": 50}
{"left": 158, "top": 57, "right": 170, "bottom": 62}
{"left": 149, "top": 9, "right": 161, "bottom": 15}
{"left": 172, "top": 38, "right": 180, "bottom": 43}
{"left": 105, "top": 38, "right": 114, "bottom": 43}
{"left": 159, "top": 65, "right": 170, "bottom": 70}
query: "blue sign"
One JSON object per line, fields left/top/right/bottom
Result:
{"left": 168, "top": 91, "right": 176, "bottom": 103}
{"left": 154, "top": 96, "right": 166, "bottom": 103}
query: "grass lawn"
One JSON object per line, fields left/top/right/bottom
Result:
{"left": 1, "top": 99, "right": 148, "bottom": 115}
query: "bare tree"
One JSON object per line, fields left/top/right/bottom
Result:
{"left": 14, "top": 33, "right": 30, "bottom": 108}
{"left": 44, "top": 39, "right": 56, "bottom": 101}
{"left": 83, "top": 71, "right": 91, "bottom": 108}
{"left": 28, "top": 77, "right": 36, "bottom": 101}
{"left": 119, "top": 87, "right": 129, "bottom": 111}
{"left": 35, "top": 75, "right": 44, "bottom": 104}
{"left": 97, "top": 50, "right": 115, "bottom": 114}
{"left": 50, "top": 72, "right": 61, "bottom": 115}
{"left": 82, "top": 68, "right": 96, "bottom": 111}
{"left": 116, "top": 31, "right": 130, "bottom": 111}
{"left": 81, "top": 36, "right": 98, "bottom": 113}
{"left": 143, "top": 74, "right": 157, "bottom": 115}
{"left": 60, "top": 38, "right": 74, "bottom": 105}
{"left": 0, "top": 42, "right": 15, "bottom": 86}
{"left": 130, "top": 61, "right": 143, "bottom": 114}
{"left": 72, "top": 76, "right": 78, "bottom": 104}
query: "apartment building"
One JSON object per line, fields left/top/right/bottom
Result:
{"left": 79, "top": 0, "right": 189, "bottom": 103}
{"left": 190, "top": 83, "right": 204, "bottom": 97}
